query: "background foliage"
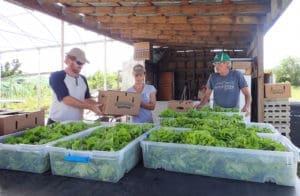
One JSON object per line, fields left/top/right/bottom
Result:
{"left": 0, "top": 69, "right": 119, "bottom": 111}
{"left": 273, "top": 57, "right": 300, "bottom": 85}
{"left": 0, "top": 59, "right": 22, "bottom": 78}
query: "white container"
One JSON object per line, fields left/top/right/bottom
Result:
{"left": 141, "top": 132, "right": 299, "bottom": 186}
{"left": 48, "top": 124, "right": 153, "bottom": 182}
{"left": 0, "top": 125, "right": 101, "bottom": 173}
{"left": 245, "top": 122, "right": 280, "bottom": 136}
{"left": 159, "top": 118, "right": 279, "bottom": 136}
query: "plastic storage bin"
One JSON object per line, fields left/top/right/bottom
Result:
{"left": 245, "top": 122, "right": 280, "bottom": 136}
{"left": 48, "top": 124, "right": 153, "bottom": 183}
{"left": 141, "top": 132, "right": 299, "bottom": 186}
{"left": 0, "top": 133, "right": 49, "bottom": 173}
{"left": 160, "top": 119, "right": 278, "bottom": 136}
{"left": 0, "top": 125, "right": 100, "bottom": 173}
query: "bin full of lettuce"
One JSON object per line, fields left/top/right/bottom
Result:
{"left": 0, "top": 121, "right": 100, "bottom": 173}
{"left": 48, "top": 123, "right": 154, "bottom": 182}
{"left": 141, "top": 127, "right": 299, "bottom": 186}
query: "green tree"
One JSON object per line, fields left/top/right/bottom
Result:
{"left": 87, "top": 71, "right": 120, "bottom": 90}
{"left": 273, "top": 57, "right": 300, "bottom": 85}
{"left": 1, "top": 59, "right": 22, "bottom": 78}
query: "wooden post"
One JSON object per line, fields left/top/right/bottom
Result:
{"left": 256, "top": 25, "right": 264, "bottom": 122}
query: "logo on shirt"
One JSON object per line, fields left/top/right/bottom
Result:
{"left": 214, "top": 81, "right": 235, "bottom": 91}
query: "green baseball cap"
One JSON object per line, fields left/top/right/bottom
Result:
{"left": 213, "top": 52, "right": 231, "bottom": 64}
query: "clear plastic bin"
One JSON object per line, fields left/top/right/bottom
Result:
{"left": 0, "top": 125, "right": 101, "bottom": 173}
{"left": 141, "top": 130, "right": 299, "bottom": 186}
{"left": 245, "top": 122, "right": 280, "bottom": 136}
{"left": 48, "top": 124, "right": 153, "bottom": 182}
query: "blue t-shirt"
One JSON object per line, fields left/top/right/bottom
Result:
{"left": 49, "top": 70, "right": 91, "bottom": 122}
{"left": 206, "top": 70, "right": 248, "bottom": 108}
{"left": 127, "top": 84, "right": 156, "bottom": 123}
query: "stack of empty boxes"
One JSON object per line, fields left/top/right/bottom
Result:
{"left": 264, "top": 83, "right": 291, "bottom": 138}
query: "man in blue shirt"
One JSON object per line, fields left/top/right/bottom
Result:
{"left": 195, "top": 52, "right": 252, "bottom": 116}
{"left": 48, "top": 48, "right": 102, "bottom": 124}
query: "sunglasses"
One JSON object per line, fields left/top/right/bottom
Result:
{"left": 134, "top": 74, "right": 144, "bottom": 77}
{"left": 75, "top": 60, "right": 84, "bottom": 66}
{"left": 69, "top": 56, "right": 84, "bottom": 66}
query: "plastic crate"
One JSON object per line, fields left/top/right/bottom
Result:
{"left": 245, "top": 122, "right": 280, "bottom": 136}
{"left": 159, "top": 112, "right": 245, "bottom": 125}
{"left": 48, "top": 124, "right": 153, "bottom": 182}
{"left": 141, "top": 131, "right": 299, "bottom": 186}
{"left": 274, "top": 124, "right": 291, "bottom": 139}
{"left": 0, "top": 125, "right": 101, "bottom": 173}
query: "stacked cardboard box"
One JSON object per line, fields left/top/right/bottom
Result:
{"left": 232, "top": 61, "right": 252, "bottom": 75}
{"left": 0, "top": 110, "right": 44, "bottom": 136}
{"left": 133, "top": 42, "right": 151, "bottom": 61}
{"left": 264, "top": 83, "right": 291, "bottom": 99}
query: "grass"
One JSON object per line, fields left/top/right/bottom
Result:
{"left": 291, "top": 85, "right": 300, "bottom": 101}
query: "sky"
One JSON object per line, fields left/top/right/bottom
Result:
{"left": 264, "top": 0, "right": 300, "bottom": 69}
{"left": 0, "top": 0, "right": 299, "bottom": 74}
{"left": 0, "top": 0, "right": 133, "bottom": 75}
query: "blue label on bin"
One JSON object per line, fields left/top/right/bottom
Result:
{"left": 64, "top": 154, "right": 90, "bottom": 163}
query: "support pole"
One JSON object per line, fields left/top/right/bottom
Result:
{"left": 61, "top": 20, "right": 65, "bottom": 69}
{"left": 257, "top": 25, "right": 264, "bottom": 122}
{"left": 37, "top": 49, "right": 41, "bottom": 110}
{"left": 103, "top": 36, "right": 107, "bottom": 90}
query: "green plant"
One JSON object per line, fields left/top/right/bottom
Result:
{"left": 87, "top": 71, "right": 120, "bottom": 90}
{"left": 291, "top": 85, "right": 300, "bottom": 100}
{"left": 0, "top": 59, "right": 22, "bottom": 77}
{"left": 273, "top": 57, "right": 300, "bottom": 85}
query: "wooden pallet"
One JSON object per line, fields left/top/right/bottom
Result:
{"left": 264, "top": 99, "right": 290, "bottom": 109}
{"left": 264, "top": 119, "right": 290, "bottom": 124}
{"left": 264, "top": 98, "right": 290, "bottom": 102}
{"left": 273, "top": 124, "right": 291, "bottom": 139}
{"left": 264, "top": 113, "right": 290, "bottom": 119}
{"left": 264, "top": 108, "right": 290, "bottom": 113}
{"left": 264, "top": 104, "right": 290, "bottom": 108}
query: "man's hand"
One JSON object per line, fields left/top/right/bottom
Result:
{"left": 89, "top": 103, "right": 103, "bottom": 116}
{"left": 241, "top": 105, "right": 250, "bottom": 116}
{"left": 194, "top": 104, "right": 202, "bottom": 109}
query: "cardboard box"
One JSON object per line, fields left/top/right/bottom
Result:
{"left": 22, "top": 110, "right": 45, "bottom": 128}
{"left": 133, "top": 42, "right": 151, "bottom": 61}
{"left": 98, "top": 90, "right": 141, "bottom": 116}
{"left": 232, "top": 61, "right": 252, "bottom": 75}
{"left": 264, "top": 83, "right": 291, "bottom": 98}
{"left": 0, "top": 110, "right": 45, "bottom": 136}
{"left": 168, "top": 100, "right": 193, "bottom": 112}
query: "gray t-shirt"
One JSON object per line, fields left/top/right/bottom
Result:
{"left": 206, "top": 70, "right": 248, "bottom": 108}
{"left": 127, "top": 84, "right": 156, "bottom": 123}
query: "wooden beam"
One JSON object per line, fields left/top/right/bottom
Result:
{"left": 110, "top": 29, "right": 252, "bottom": 39}
{"left": 152, "top": 40, "right": 249, "bottom": 49}
{"left": 256, "top": 25, "right": 264, "bottom": 122}
{"left": 264, "top": 0, "right": 292, "bottom": 33}
{"left": 101, "top": 23, "right": 255, "bottom": 32}
{"left": 42, "top": 0, "right": 120, "bottom": 3}
{"left": 188, "top": 16, "right": 263, "bottom": 25}
{"left": 64, "top": 3, "right": 268, "bottom": 16}
{"left": 89, "top": 15, "right": 262, "bottom": 25}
